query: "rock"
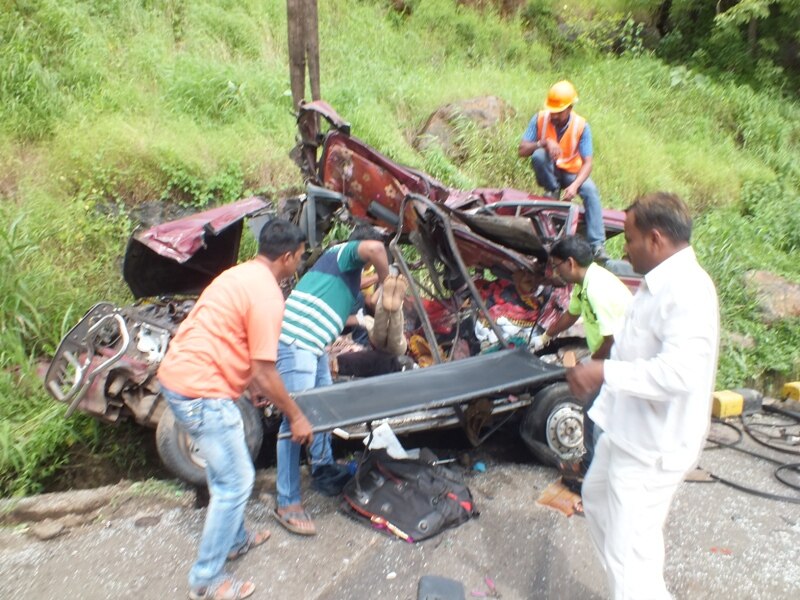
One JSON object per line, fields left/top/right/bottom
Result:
{"left": 29, "top": 519, "right": 66, "bottom": 541}
{"left": 414, "top": 96, "right": 515, "bottom": 159}
{"left": 388, "top": 0, "right": 412, "bottom": 15}
{"left": 457, "top": 0, "right": 526, "bottom": 16}
{"left": 60, "top": 514, "right": 87, "bottom": 528}
{"left": 743, "top": 270, "right": 800, "bottom": 323}
{"left": 134, "top": 514, "right": 162, "bottom": 528}
{"left": 722, "top": 331, "right": 756, "bottom": 351}
{"left": 0, "top": 483, "right": 125, "bottom": 524}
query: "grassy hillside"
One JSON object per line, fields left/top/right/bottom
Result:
{"left": 1, "top": 0, "right": 798, "bottom": 494}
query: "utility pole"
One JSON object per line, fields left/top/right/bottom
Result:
{"left": 286, "top": 0, "right": 320, "bottom": 109}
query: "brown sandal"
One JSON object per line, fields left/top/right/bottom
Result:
{"left": 272, "top": 507, "right": 317, "bottom": 536}
{"left": 227, "top": 529, "right": 271, "bottom": 561}
{"left": 189, "top": 576, "right": 255, "bottom": 600}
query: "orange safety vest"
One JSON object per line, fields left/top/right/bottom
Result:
{"left": 536, "top": 111, "right": 587, "bottom": 174}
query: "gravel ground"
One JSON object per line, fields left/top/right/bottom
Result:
{"left": 1, "top": 428, "right": 798, "bottom": 600}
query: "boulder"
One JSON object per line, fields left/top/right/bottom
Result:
{"left": 743, "top": 270, "right": 800, "bottom": 323}
{"left": 722, "top": 330, "right": 756, "bottom": 351}
{"left": 414, "top": 96, "right": 515, "bottom": 158}
{"left": 29, "top": 519, "right": 66, "bottom": 541}
{"left": 457, "top": 0, "right": 527, "bottom": 16}
{"left": 0, "top": 484, "right": 123, "bottom": 524}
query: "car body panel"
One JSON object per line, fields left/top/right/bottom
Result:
{"left": 123, "top": 196, "right": 269, "bottom": 298}
{"left": 293, "top": 347, "right": 563, "bottom": 434}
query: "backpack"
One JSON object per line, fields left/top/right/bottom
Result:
{"left": 341, "top": 448, "right": 477, "bottom": 542}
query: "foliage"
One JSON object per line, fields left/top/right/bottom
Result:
{"left": 657, "top": 0, "right": 800, "bottom": 90}
{"left": 0, "top": 201, "right": 148, "bottom": 496}
{"left": 694, "top": 184, "right": 800, "bottom": 390}
{"left": 0, "top": 0, "right": 798, "bottom": 493}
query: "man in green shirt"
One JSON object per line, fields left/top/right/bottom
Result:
{"left": 274, "top": 225, "right": 390, "bottom": 536}
{"left": 534, "top": 235, "right": 632, "bottom": 467}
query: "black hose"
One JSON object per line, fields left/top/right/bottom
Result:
{"left": 774, "top": 463, "right": 800, "bottom": 492}
{"left": 709, "top": 472, "right": 800, "bottom": 505}
{"left": 696, "top": 414, "right": 800, "bottom": 503}
{"left": 704, "top": 418, "right": 743, "bottom": 449}
{"left": 740, "top": 412, "right": 800, "bottom": 457}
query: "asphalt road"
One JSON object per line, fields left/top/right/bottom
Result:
{"left": 1, "top": 425, "right": 799, "bottom": 600}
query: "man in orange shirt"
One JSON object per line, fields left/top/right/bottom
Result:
{"left": 158, "top": 218, "right": 311, "bottom": 600}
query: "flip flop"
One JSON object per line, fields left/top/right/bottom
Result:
{"left": 272, "top": 508, "right": 317, "bottom": 536}
{"left": 227, "top": 529, "right": 271, "bottom": 561}
{"left": 189, "top": 576, "right": 255, "bottom": 600}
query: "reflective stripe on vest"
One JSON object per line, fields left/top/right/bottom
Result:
{"left": 537, "top": 111, "right": 587, "bottom": 174}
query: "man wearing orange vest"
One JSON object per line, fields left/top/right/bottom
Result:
{"left": 518, "top": 80, "right": 608, "bottom": 262}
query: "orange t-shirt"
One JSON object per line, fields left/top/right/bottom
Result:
{"left": 158, "top": 258, "right": 284, "bottom": 399}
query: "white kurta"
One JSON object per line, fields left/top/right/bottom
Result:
{"left": 584, "top": 246, "right": 719, "bottom": 600}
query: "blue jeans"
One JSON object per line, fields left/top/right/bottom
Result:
{"left": 531, "top": 148, "right": 606, "bottom": 248}
{"left": 162, "top": 387, "right": 254, "bottom": 590}
{"left": 275, "top": 341, "right": 333, "bottom": 508}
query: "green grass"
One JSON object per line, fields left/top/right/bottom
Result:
{"left": 0, "top": 0, "right": 798, "bottom": 495}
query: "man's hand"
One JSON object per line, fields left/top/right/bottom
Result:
{"left": 566, "top": 359, "right": 605, "bottom": 400}
{"left": 252, "top": 359, "right": 314, "bottom": 445}
{"left": 562, "top": 182, "right": 579, "bottom": 201}
{"left": 530, "top": 332, "right": 550, "bottom": 351}
{"left": 288, "top": 413, "right": 314, "bottom": 445}
{"left": 545, "top": 139, "right": 562, "bottom": 161}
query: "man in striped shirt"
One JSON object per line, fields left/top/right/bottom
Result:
{"left": 274, "top": 225, "right": 390, "bottom": 535}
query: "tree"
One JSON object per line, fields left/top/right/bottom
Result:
{"left": 713, "top": 0, "right": 800, "bottom": 61}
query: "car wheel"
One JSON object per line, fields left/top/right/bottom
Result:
{"left": 520, "top": 382, "right": 587, "bottom": 465}
{"left": 155, "top": 397, "right": 264, "bottom": 486}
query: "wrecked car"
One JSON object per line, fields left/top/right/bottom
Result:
{"left": 45, "top": 198, "right": 275, "bottom": 485}
{"left": 45, "top": 101, "right": 641, "bottom": 485}
{"left": 285, "top": 101, "right": 641, "bottom": 463}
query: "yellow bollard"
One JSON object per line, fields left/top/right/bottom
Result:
{"left": 711, "top": 390, "right": 744, "bottom": 419}
{"left": 782, "top": 382, "right": 800, "bottom": 401}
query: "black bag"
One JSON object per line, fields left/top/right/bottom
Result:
{"left": 341, "top": 448, "right": 477, "bottom": 542}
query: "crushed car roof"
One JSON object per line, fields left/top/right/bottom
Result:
{"left": 122, "top": 197, "right": 269, "bottom": 298}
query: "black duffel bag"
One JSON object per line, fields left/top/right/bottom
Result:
{"left": 341, "top": 448, "right": 477, "bottom": 542}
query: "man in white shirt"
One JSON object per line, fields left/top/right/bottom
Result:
{"left": 566, "top": 192, "right": 719, "bottom": 600}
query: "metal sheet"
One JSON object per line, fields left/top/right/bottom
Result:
{"left": 122, "top": 197, "right": 269, "bottom": 298}
{"left": 293, "top": 348, "right": 564, "bottom": 433}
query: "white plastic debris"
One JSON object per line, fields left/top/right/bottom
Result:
{"left": 365, "top": 422, "right": 408, "bottom": 459}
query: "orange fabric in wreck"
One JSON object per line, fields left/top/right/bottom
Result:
{"left": 158, "top": 259, "right": 284, "bottom": 400}
{"left": 536, "top": 111, "right": 587, "bottom": 174}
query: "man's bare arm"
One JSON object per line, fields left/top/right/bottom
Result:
{"left": 518, "top": 140, "right": 538, "bottom": 157}
{"left": 563, "top": 156, "right": 593, "bottom": 201}
{"left": 546, "top": 311, "right": 579, "bottom": 339}
{"left": 357, "top": 240, "right": 390, "bottom": 283}
{"left": 592, "top": 335, "right": 614, "bottom": 360}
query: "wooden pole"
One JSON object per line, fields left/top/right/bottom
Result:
{"left": 287, "top": 0, "right": 321, "bottom": 108}
{"left": 305, "top": 0, "right": 321, "bottom": 101}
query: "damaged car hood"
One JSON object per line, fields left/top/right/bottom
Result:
{"left": 123, "top": 197, "right": 269, "bottom": 298}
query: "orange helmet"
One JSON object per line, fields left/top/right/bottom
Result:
{"left": 544, "top": 80, "right": 578, "bottom": 113}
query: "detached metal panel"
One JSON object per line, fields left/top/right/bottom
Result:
{"left": 293, "top": 348, "right": 564, "bottom": 433}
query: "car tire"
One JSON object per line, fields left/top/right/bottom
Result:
{"left": 520, "top": 382, "right": 587, "bottom": 466}
{"left": 155, "top": 397, "right": 264, "bottom": 486}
